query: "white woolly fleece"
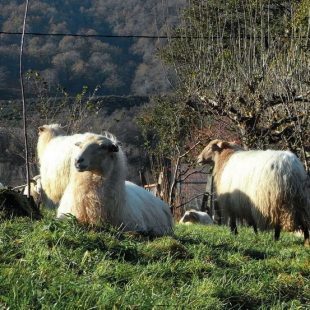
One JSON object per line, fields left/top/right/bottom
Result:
{"left": 57, "top": 133, "right": 174, "bottom": 236}
{"left": 39, "top": 133, "right": 90, "bottom": 208}
{"left": 217, "top": 149, "right": 310, "bottom": 230}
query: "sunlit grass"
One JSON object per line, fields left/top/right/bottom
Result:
{"left": 0, "top": 210, "right": 309, "bottom": 309}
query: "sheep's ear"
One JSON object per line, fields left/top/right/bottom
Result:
{"left": 211, "top": 142, "right": 221, "bottom": 152}
{"left": 108, "top": 143, "right": 119, "bottom": 153}
{"left": 216, "top": 141, "right": 230, "bottom": 150}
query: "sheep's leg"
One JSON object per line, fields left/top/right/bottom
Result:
{"left": 248, "top": 219, "right": 257, "bottom": 234}
{"left": 301, "top": 224, "right": 309, "bottom": 247}
{"left": 274, "top": 224, "right": 281, "bottom": 241}
{"left": 230, "top": 217, "right": 238, "bottom": 235}
{"left": 214, "top": 200, "right": 222, "bottom": 225}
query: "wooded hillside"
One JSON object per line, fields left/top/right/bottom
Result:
{"left": 0, "top": 0, "right": 185, "bottom": 99}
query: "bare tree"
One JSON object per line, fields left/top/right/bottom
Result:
{"left": 162, "top": 0, "right": 310, "bottom": 170}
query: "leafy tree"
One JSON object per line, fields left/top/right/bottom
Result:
{"left": 136, "top": 95, "right": 209, "bottom": 213}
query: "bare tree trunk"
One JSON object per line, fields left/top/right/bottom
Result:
{"left": 168, "top": 157, "right": 180, "bottom": 207}
{"left": 20, "top": 0, "right": 31, "bottom": 198}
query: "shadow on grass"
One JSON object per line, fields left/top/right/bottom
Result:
{"left": 219, "top": 292, "right": 262, "bottom": 310}
{"left": 243, "top": 249, "right": 267, "bottom": 260}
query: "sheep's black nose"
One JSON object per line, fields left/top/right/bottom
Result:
{"left": 75, "top": 157, "right": 86, "bottom": 171}
{"left": 76, "top": 158, "right": 84, "bottom": 164}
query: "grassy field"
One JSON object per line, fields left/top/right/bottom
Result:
{"left": 0, "top": 210, "right": 309, "bottom": 309}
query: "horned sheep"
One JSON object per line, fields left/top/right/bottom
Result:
{"left": 197, "top": 139, "right": 310, "bottom": 245}
{"left": 179, "top": 209, "right": 213, "bottom": 225}
{"left": 57, "top": 133, "right": 174, "bottom": 236}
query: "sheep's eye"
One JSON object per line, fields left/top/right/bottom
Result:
{"left": 75, "top": 142, "right": 82, "bottom": 148}
{"left": 99, "top": 144, "right": 107, "bottom": 150}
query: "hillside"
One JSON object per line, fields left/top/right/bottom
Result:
{"left": 0, "top": 211, "right": 309, "bottom": 309}
{"left": 0, "top": 0, "right": 186, "bottom": 99}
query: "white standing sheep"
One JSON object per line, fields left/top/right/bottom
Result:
{"left": 197, "top": 139, "right": 310, "bottom": 245}
{"left": 37, "top": 124, "right": 89, "bottom": 208}
{"left": 57, "top": 133, "right": 174, "bottom": 236}
{"left": 179, "top": 209, "right": 213, "bottom": 225}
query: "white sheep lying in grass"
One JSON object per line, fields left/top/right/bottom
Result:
{"left": 57, "top": 133, "right": 174, "bottom": 236}
{"left": 37, "top": 124, "right": 89, "bottom": 208}
{"left": 179, "top": 209, "right": 213, "bottom": 225}
{"left": 197, "top": 139, "right": 310, "bottom": 245}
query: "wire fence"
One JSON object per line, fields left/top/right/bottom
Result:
{"left": 0, "top": 30, "right": 172, "bottom": 39}
{"left": 2, "top": 31, "right": 307, "bottom": 40}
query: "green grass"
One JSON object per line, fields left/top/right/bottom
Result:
{"left": 0, "top": 210, "right": 309, "bottom": 309}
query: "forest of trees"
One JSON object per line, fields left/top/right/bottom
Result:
{"left": 0, "top": 0, "right": 186, "bottom": 99}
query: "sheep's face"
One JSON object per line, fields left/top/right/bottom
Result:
{"left": 197, "top": 140, "right": 222, "bottom": 165}
{"left": 197, "top": 139, "right": 240, "bottom": 165}
{"left": 179, "top": 211, "right": 199, "bottom": 224}
{"left": 74, "top": 136, "right": 119, "bottom": 175}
